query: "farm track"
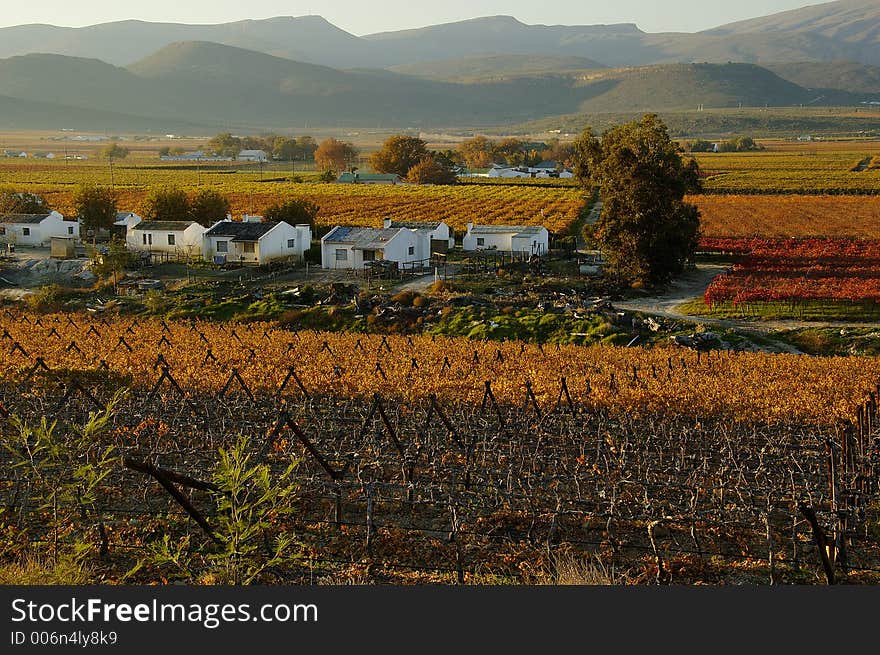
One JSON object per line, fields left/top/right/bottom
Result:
{"left": 615, "top": 264, "right": 880, "bottom": 352}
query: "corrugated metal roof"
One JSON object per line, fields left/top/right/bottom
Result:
{"left": 132, "top": 220, "right": 198, "bottom": 231}
{"left": 205, "top": 220, "right": 278, "bottom": 241}
{"left": 324, "top": 226, "right": 403, "bottom": 247}
{"left": 469, "top": 225, "right": 546, "bottom": 236}
{"left": 388, "top": 220, "right": 442, "bottom": 230}
{"left": 2, "top": 215, "right": 48, "bottom": 224}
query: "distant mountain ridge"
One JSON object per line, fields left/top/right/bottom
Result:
{"left": 1, "top": 1, "right": 880, "bottom": 68}
{"left": 1, "top": 2, "right": 880, "bottom": 131}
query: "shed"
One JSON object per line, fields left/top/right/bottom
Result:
{"left": 50, "top": 236, "right": 76, "bottom": 259}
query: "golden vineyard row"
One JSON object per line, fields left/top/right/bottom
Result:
{"left": 1, "top": 313, "right": 877, "bottom": 424}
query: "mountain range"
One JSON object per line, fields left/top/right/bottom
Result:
{"left": 0, "top": 1, "right": 879, "bottom": 132}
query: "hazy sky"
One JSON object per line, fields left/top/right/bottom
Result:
{"left": 0, "top": 0, "right": 822, "bottom": 34}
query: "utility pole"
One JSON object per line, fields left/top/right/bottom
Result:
{"left": 108, "top": 154, "right": 115, "bottom": 188}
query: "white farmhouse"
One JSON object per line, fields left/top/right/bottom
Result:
{"left": 487, "top": 167, "right": 531, "bottom": 179}
{"left": 203, "top": 219, "right": 311, "bottom": 265}
{"left": 114, "top": 211, "right": 142, "bottom": 230}
{"left": 462, "top": 223, "right": 549, "bottom": 255}
{"left": 0, "top": 211, "right": 80, "bottom": 246}
{"left": 383, "top": 218, "right": 454, "bottom": 257}
{"left": 321, "top": 226, "right": 420, "bottom": 270}
{"left": 127, "top": 220, "right": 206, "bottom": 258}
{"left": 237, "top": 149, "right": 269, "bottom": 162}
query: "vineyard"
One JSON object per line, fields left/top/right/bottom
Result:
{"left": 0, "top": 160, "right": 585, "bottom": 234}
{"left": 702, "top": 238, "right": 880, "bottom": 310}
{"left": 693, "top": 195, "right": 880, "bottom": 239}
{"left": 1, "top": 312, "right": 880, "bottom": 584}
{"left": 693, "top": 147, "right": 880, "bottom": 194}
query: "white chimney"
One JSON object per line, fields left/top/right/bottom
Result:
{"left": 383, "top": 217, "right": 392, "bottom": 229}
{"left": 242, "top": 214, "right": 264, "bottom": 223}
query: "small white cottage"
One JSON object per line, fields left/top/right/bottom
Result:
{"left": 321, "top": 226, "right": 420, "bottom": 270}
{"left": 383, "top": 218, "right": 454, "bottom": 257}
{"left": 0, "top": 211, "right": 80, "bottom": 246}
{"left": 127, "top": 220, "right": 206, "bottom": 257}
{"left": 203, "top": 218, "right": 311, "bottom": 265}
{"left": 462, "top": 223, "right": 549, "bottom": 255}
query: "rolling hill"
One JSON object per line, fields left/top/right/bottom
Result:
{"left": 0, "top": 41, "right": 873, "bottom": 132}
{"left": 388, "top": 54, "right": 605, "bottom": 81}
{"left": 765, "top": 61, "right": 880, "bottom": 94}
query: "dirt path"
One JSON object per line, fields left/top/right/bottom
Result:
{"left": 613, "top": 263, "right": 880, "bottom": 354}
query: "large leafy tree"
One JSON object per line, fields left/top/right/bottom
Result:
{"left": 406, "top": 157, "right": 457, "bottom": 185}
{"left": 100, "top": 143, "right": 129, "bottom": 160}
{"left": 0, "top": 187, "right": 50, "bottom": 214}
{"left": 142, "top": 187, "right": 190, "bottom": 222}
{"left": 73, "top": 184, "right": 117, "bottom": 233}
{"left": 208, "top": 133, "right": 242, "bottom": 158}
{"left": 369, "top": 135, "right": 429, "bottom": 177}
{"left": 573, "top": 114, "right": 701, "bottom": 286}
{"left": 314, "top": 138, "right": 358, "bottom": 173}
{"left": 188, "top": 189, "right": 230, "bottom": 227}
{"left": 264, "top": 199, "right": 320, "bottom": 230}
{"left": 457, "top": 136, "right": 495, "bottom": 168}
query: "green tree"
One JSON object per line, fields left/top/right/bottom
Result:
{"left": 688, "top": 139, "right": 715, "bottom": 153}
{"left": 295, "top": 136, "right": 318, "bottom": 160}
{"left": 264, "top": 198, "right": 320, "bottom": 230}
{"left": 573, "top": 114, "right": 701, "bottom": 286}
{"left": 271, "top": 137, "right": 298, "bottom": 162}
{"left": 140, "top": 435, "right": 301, "bottom": 585}
{"left": 458, "top": 136, "right": 496, "bottom": 169}
{"left": 73, "top": 184, "right": 117, "bottom": 234}
{"left": 100, "top": 143, "right": 129, "bottom": 160}
{"left": 406, "top": 157, "right": 457, "bottom": 185}
{"left": 188, "top": 189, "right": 230, "bottom": 227}
{"left": 369, "top": 135, "right": 429, "bottom": 177}
{"left": 208, "top": 133, "right": 242, "bottom": 158}
{"left": 0, "top": 187, "right": 50, "bottom": 214}
{"left": 142, "top": 187, "right": 190, "bottom": 222}
{"left": 493, "top": 137, "right": 525, "bottom": 166}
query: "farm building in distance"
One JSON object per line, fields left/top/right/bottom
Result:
{"left": 462, "top": 223, "right": 549, "bottom": 255}
{"left": 0, "top": 211, "right": 80, "bottom": 246}
{"left": 321, "top": 226, "right": 420, "bottom": 270}
{"left": 127, "top": 220, "right": 207, "bottom": 258}
{"left": 237, "top": 149, "right": 269, "bottom": 162}
{"left": 336, "top": 172, "right": 403, "bottom": 185}
{"left": 203, "top": 218, "right": 311, "bottom": 265}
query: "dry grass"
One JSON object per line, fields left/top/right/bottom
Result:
{"left": 0, "top": 554, "right": 92, "bottom": 585}
{"left": 537, "top": 554, "right": 626, "bottom": 586}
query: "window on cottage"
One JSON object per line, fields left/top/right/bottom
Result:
{"left": 243, "top": 242, "right": 255, "bottom": 254}
{"left": 142, "top": 234, "right": 147, "bottom": 245}
{"left": 67, "top": 226, "right": 74, "bottom": 235}
{"left": 335, "top": 249, "right": 348, "bottom": 261}
{"left": 22, "top": 228, "right": 30, "bottom": 236}
{"left": 287, "top": 239, "right": 296, "bottom": 248}
{"left": 167, "top": 234, "right": 176, "bottom": 246}
{"left": 476, "top": 237, "right": 485, "bottom": 246}
{"left": 216, "top": 241, "right": 228, "bottom": 252}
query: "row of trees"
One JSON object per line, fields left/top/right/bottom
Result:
{"left": 201, "top": 133, "right": 320, "bottom": 161}
{"left": 688, "top": 136, "right": 762, "bottom": 153}
{"left": 456, "top": 136, "right": 575, "bottom": 169}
